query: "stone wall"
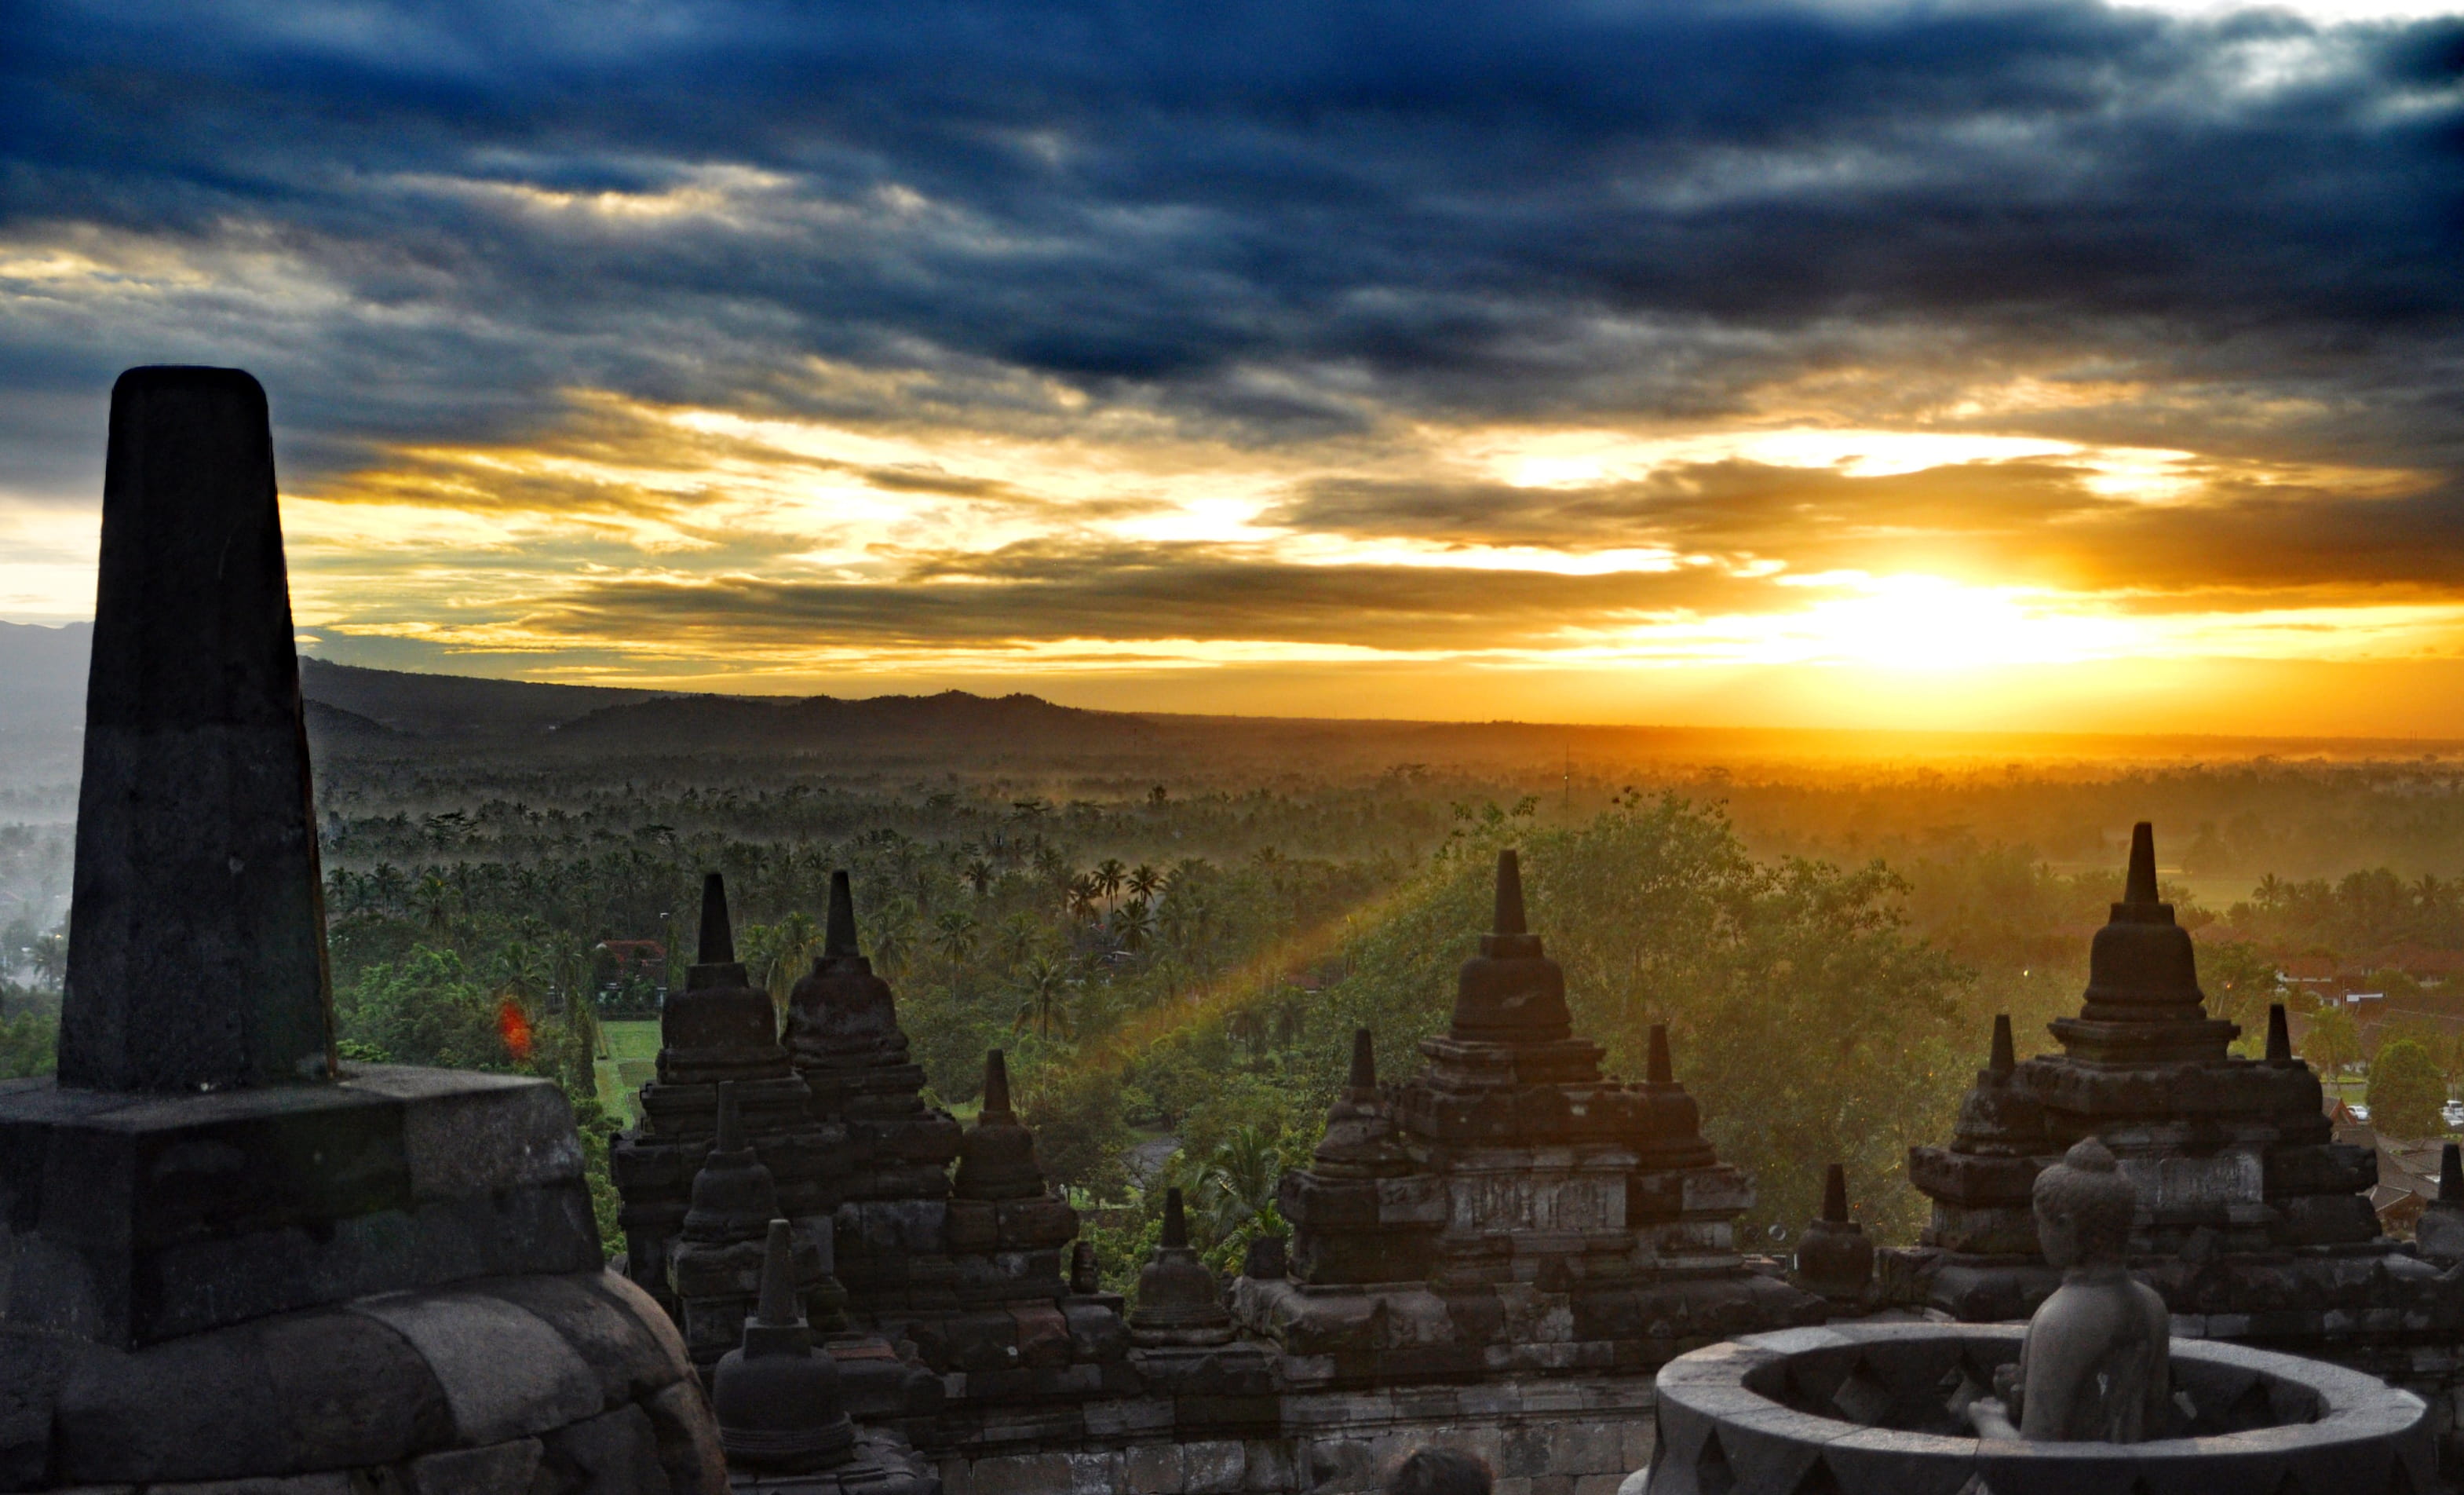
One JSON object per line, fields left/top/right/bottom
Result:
{"left": 2186, "top": 1325, "right": 2464, "bottom": 1479}
{"left": 0, "top": 1270, "right": 725, "bottom": 1495}
{"left": 929, "top": 1377, "right": 1655, "bottom": 1495}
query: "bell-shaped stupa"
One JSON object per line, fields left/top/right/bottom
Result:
{"left": 1129, "top": 1190, "right": 1237, "bottom": 1349}
{"left": 612, "top": 873, "right": 838, "bottom": 1318}
{"left": 1247, "top": 848, "right": 1822, "bottom": 1388}
{"left": 1893, "top": 824, "right": 2410, "bottom": 1325}
{"left": 670, "top": 1083, "right": 834, "bottom": 1372}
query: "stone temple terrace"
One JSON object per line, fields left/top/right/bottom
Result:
{"left": 2, "top": 367, "right": 2459, "bottom": 1494}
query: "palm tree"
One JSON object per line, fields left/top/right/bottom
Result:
{"left": 871, "top": 904, "right": 917, "bottom": 975}
{"left": 933, "top": 910, "right": 978, "bottom": 965}
{"left": 997, "top": 912, "right": 1043, "bottom": 967}
{"left": 1170, "top": 894, "right": 1214, "bottom": 953}
{"left": 750, "top": 910, "right": 822, "bottom": 1010}
{"left": 414, "top": 871, "right": 454, "bottom": 934}
{"left": 1127, "top": 863, "right": 1163, "bottom": 903}
{"left": 1093, "top": 859, "right": 1127, "bottom": 910}
{"left": 29, "top": 933, "right": 65, "bottom": 992}
{"left": 1066, "top": 874, "right": 1101, "bottom": 923}
{"left": 489, "top": 941, "right": 548, "bottom": 1005}
{"left": 1189, "top": 1124, "right": 1283, "bottom": 1247}
{"left": 964, "top": 858, "right": 996, "bottom": 899}
{"left": 549, "top": 941, "right": 601, "bottom": 1051}
{"left": 1111, "top": 897, "right": 1155, "bottom": 953}
{"left": 1013, "top": 955, "right": 1072, "bottom": 1039}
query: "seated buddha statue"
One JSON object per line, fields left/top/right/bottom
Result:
{"left": 1966, "top": 1137, "right": 2170, "bottom": 1443}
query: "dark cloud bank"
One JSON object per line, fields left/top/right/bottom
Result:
{"left": 2, "top": 0, "right": 2462, "bottom": 636}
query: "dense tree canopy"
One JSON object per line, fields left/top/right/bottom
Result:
{"left": 1292, "top": 794, "right": 1971, "bottom": 1240}
{"left": 2369, "top": 1039, "right": 2447, "bottom": 1140}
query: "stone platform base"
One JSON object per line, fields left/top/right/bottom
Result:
{"left": 1880, "top": 1241, "right": 2448, "bottom": 1326}
{"left": 733, "top": 1431, "right": 938, "bottom": 1493}
{"left": 929, "top": 1376, "right": 1655, "bottom": 1495}
{"left": 0, "top": 1269, "right": 725, "bottom": 1493}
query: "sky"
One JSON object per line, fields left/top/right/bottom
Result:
{"left": 2, "top": 0, "right": 2462, "bottom": 733}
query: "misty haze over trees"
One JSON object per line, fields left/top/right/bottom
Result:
{"left": 12, "top": 639, "right": 2464, "bottom": 1274}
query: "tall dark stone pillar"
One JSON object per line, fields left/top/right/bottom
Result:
{"left": 60, "top": 367, "right": 334, "bottom": 1091}
{"left": 0, "top": 368, "right": 604, "bottom": 1353}
{"left": 0, "top": 369, "right": 728, "bottom": 1495}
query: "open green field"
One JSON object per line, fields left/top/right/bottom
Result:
{"left": 597, "top": 1019, "right": 661, "bottom": 1124}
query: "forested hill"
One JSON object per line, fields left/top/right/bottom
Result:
{"left": 546, "top": 689, "right": 1149, "bottom": 754}
{"left": 297, "top": 658, "right": 667, "bottom": 739}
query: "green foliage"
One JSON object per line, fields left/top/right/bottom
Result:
{"left": 2199, "top": 940, "right": 2281, "bottom": 1051}
{"left": 340, "top": 947, "right": 511, "bottom": 1072}
{"left": 26, "top": 733, "right": 2464, "bottom": 1278}
{"left": 1310, "top": 794, "right": 1970, "bottom": 1243}
{"left": 2306, "top": 1005, "right": 2361, "bottom": 1080}
{"left": 1017, "top": 1063, "right": 1133, "bottom": 1200}
{"left": 334, "top": 943, "right": 622, "bottom": 1257}
{"left": 0, "top": 1009, "right": 57, "bottom": 1078}
{"left": 2229, "top": 868, "right": 2464, "bottom": 962}
{"left": 2367, "top": 1038, "right": 2448, "bottom": 1139}
{"left": 1168, "top": 1121, "right": 1310, "bottom": 1278}
{"left": 1079, "top": 1204, "right": 1162, "bottom": 1300}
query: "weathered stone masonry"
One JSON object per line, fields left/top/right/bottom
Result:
{"left": 0, "top": 367, "right": 727, "bottom": 1495}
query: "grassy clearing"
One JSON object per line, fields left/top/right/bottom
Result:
{"left": 597, "top": 1019, "right": 661, "bottom": 1123}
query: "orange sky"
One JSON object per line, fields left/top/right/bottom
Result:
{"left": 3, "top": 0, "right": 2461, "bottom": 733}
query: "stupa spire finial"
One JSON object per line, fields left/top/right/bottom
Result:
{"left": 1494, "top": 849, "right": 1527, "bottom": 936}
{"left": 1823, "top": 1163, "right": 1849, "bottom": 1224}
{"left": 1345, "top": 1028, "right": 1376, "bottom": 1095}
{"left": 983, "top": 1049, "right": 1013, "bottom": 1117}
{"left": 2267, "top": 1003, "right": 2293, "bottom": 1062}
{"left": 755, "top": 1219, "right": 800, "bottom": 1328}
{"left": 823, "top": 870, "right": 859, "bottom": 959}
{"left": 699, "top": 872, "right": 735, "bottom": 965}
{"left": 1162, "top": 1187, "right": 1190, "bottom": 1249}
{"left": 2125, "top": 822, "right": 2159, "bottom": 905}
{"left": 1648, "top": 1023, "right": 1674, "bottom": 1085}
{"left": 2443, "top": 1145, "right": 2463, "bottom": 1206}
{"left": 1991, "top": 1014, "right": 2016, "bottom": 1075}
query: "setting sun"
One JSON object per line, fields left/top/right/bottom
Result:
{"left": 1772, "top": 576, "right": 2141, "bottom": 672}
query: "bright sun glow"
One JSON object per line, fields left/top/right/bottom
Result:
{"left": 1754, "top": 576, "right": 2141, "bottom": 670}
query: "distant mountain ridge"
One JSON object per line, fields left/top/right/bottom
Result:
{"left": 546, "top": 689, "right": 1144, "bottom": 751}
{"left": 1, "top": 637, "right": 1132, "bottom": 751}
{"left": 11, "top": 638, "right": 2464, "bottom": 772}
{"left": 297, "top": 657, "right": 667, "bottom": 738}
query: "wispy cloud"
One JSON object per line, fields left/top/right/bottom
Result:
{"left": 2, "top": 0, "right": 2461, "bottom": 720}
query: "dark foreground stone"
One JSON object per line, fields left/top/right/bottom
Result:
{"left": 61, "top": 366, "right": 334, "bottom": 1094}
{"left": 0, "top": 1065, "right": 603, "bottom": 1348}
{"left": 0, "top": 1267, "right": 726, "bottom": 1493}
{"left": 1646, "top": 1322, "right": 2435, "bottom": 1495}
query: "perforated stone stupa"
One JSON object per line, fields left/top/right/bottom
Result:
{"left": 615, "top": 873, "right": 841, "bottom": 1322}
{"left": 1888, "top": 823, "right": 2425, "bottom": 1330}
{"left": 619, "top": 873, "right": 1149, "bottom": 1472}
{"left": 783, "top": 872, "right": 966, "bottom": 1323}
{"left": 1239, "top": 849, "right": 1823, "bottom": 1388}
